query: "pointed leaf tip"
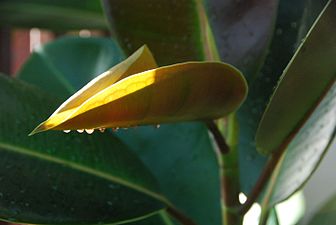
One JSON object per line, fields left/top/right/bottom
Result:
{"left": 32, "top": 46, "right": 247, "bottom": 134}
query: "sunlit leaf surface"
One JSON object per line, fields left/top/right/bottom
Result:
{"left": 31, "top": 46, "right": 247, "bottom": 135}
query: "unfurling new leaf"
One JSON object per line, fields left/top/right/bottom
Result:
{"left": 30, "top": 45, "right": 247, "bottom": 135}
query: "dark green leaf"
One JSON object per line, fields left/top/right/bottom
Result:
{"left": 0, "top": 74, "right": 164, "bottom": 224}
{"left": 238, "top": 0, "right": 309, "bottom": 194}
{"left": 17, "top": 36, "right": 124, "bottom": 99}
{"left": 256, "top": 0, "right": 336, "bottom": 155}
{"left": 307, "top": 193, "right": 336, "bottom": 225}
{"left": 268, "top": 82, "right": 336, "bottom": 205}
{"left": 103, "top": 0, "right": 277, "bottom": 81}
{"left": 203, "top": 0, "right": 278, "bottom": 80}
{"left": 0, "top": 0, "right": 107, "bottom": 30}
{"left": 17, "top": 37, "right": 221, "bottom": 225}
{"left": 116, "top": 124, "right": 221, "bottom": 225}
{"left": 103, "top": 0, "right": 204, "bottom": 65}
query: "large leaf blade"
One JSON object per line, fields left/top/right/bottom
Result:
{"left": 0, "top": 0, "right": 107, "bottom": 30}
{"left": 0, "top": 74, "right": 165, "bottom": 224}
{"left": 238, "top": 0, "right": 310, "bottom": 194}
{"left": 17, "top": 36, "right": 222, "bottom": 225}
{"left": 256, "top": 0, "right": 336, "bottom": 154}
{"left": 268, "top": 82, "right": 336, "bottom": 205}
{"left": 32, "top": 61, "right": 247, "bottom": 134}
{"left": 104, "top": 0, "right": 277, "bottom": 81}
{"left": 116, "top": 124, "right": 221, "bottom": 225}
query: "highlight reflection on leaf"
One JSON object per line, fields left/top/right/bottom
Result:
{"left": 31, "top": 45, "right": 247, "bottom": 135}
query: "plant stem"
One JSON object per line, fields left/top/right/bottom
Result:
{"left": 196, "top": 1, "right": 242, "bottom": 223}
{"left": 220, "top": 114, "right": 242, "bottom": 225}
{"left": 238, "top": 148, "right": 283, "bottom": 215}
{"left": 207, "top": 116, "right": 242, "bottom": 225}
{"left": 206, "top": 121, "right": 230, "bottom": 154}
{"left": 166, "top": 207, "right": 198, "bottom": 225}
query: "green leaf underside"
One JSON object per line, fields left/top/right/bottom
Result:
{"left": 256, "top": 0, "right": 336, "bottom": 207}
{"left": 203, "top": 0, "right": 278, "bottom": 80}
{"left": 0, "top": 0, "right": 107, "bottom": 30}
{"left": 17, "top": 36, "right": 125, "bottom": 100}
{"left": 308, "top": 193, "right": 336, "bottom": 225}
{"left": 104, "top": 0, "right": 277, "bottom": 82}
{"left": 17, "top": 37, "right": 221, "bottom": 225}
{"left": 256, "top": 0, "right": 336, "bottom": 154}
{"left": 238, "top": 0, "right": 310, "bottom": 194}
{"left": 0, "top": 74, "right": 165, "bottom": 224}
{"left": 104, "top": 0, "right": 204, "bottom": 65}
{"left": 269, "top": 82, "right": 336, "bottom": 205}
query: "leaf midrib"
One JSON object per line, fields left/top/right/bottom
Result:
{"left": 0, "top": 141, "right": 170, "bottom": 206}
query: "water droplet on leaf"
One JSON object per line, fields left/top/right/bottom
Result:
{"left": 85, "top": 129, "right": 94, "bottom": 134}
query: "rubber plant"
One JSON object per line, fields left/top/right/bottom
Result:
{"left": 0, "top": 0, "right": 335, "bottom": 225}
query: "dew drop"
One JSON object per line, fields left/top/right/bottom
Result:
{"left": 112, "top": 127, "right": 119, "bottom": 132}
{"left": 85, "top": 129, "right": 94, "bottom": 134}
{"left": 155, "top": 124, "right": 160, "bottom": 129}
{"left": 99, "top": 128, "right": 106, "bottom": 133}
{"left": 77, "top": 129, "right": 84, "bottom": 133}
{"left": 63, "top": 130, "right": 71, "bottom": 133}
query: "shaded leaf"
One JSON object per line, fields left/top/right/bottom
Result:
{"left": 31, "top": 46, "right": 247, "bottom": 134}
{"left": 238, "top": 0, "right": 310, "bottom": 193}
{"left": 0, "top": 0, "right": 107, "bottom": 30}
{"left": 307, "top": 193, "right": 336, "bottom": 225}
{"left": 203, "top": 0, "right": 278, "bottom": 79}
{"left": 104, "top": 0, "right": 277, "bottom": 81}
{"left": 103, "top": 0, "right": 204, "bottom": 65}
{"left": 268, "top": 82, "right": 336, "bottom": 205}
{"left": 17, "top": 36, "right": 124, "bottom": 99}
{"left": 117, "top": 124, "right": 221, "bottom": 225}
{"left": 256, "top": 0, "right": 336, "bottom": 154}
{"left": 18, "top": 36, "right": 222, "bottom": 225}
{"left": 0, "top": 74, "right": 165, "bottom": 224}
{"left": 257, "top": 0, "right": 336, "bottom": 206}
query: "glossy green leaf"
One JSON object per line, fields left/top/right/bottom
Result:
{"left": 0, "top": 0, "right": 107, "bottom": 30}
{"left": 307, "top": 193, "right": 336, "bottom": 225}
{"left": 18, "top": 37, "right": 221, "bottom": 225}
{"left": 203, "top": 0, "right": 278, "bottom": 79}
{"left": 268, "top": 82, "right": 336, "bottom": 205}
{"left": 117, "top": 124, "right": 221, "bottom": 225}
{"left": 17, "top": 36, "right": 124, "bottom": 100}
{"left": 30, "top": 46, "right": 247, "bottom": 135}
{"left": 103, "top": 0, "right": 277, "bottom": 81}
{"left": 0, "top": 74, "right": 165, "bottom": 224}
{"left": 238, "top": 0, "right": 310, "bottom": 194}
{"left": 256, "top": 0, "right": 336, "bottom": 155}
